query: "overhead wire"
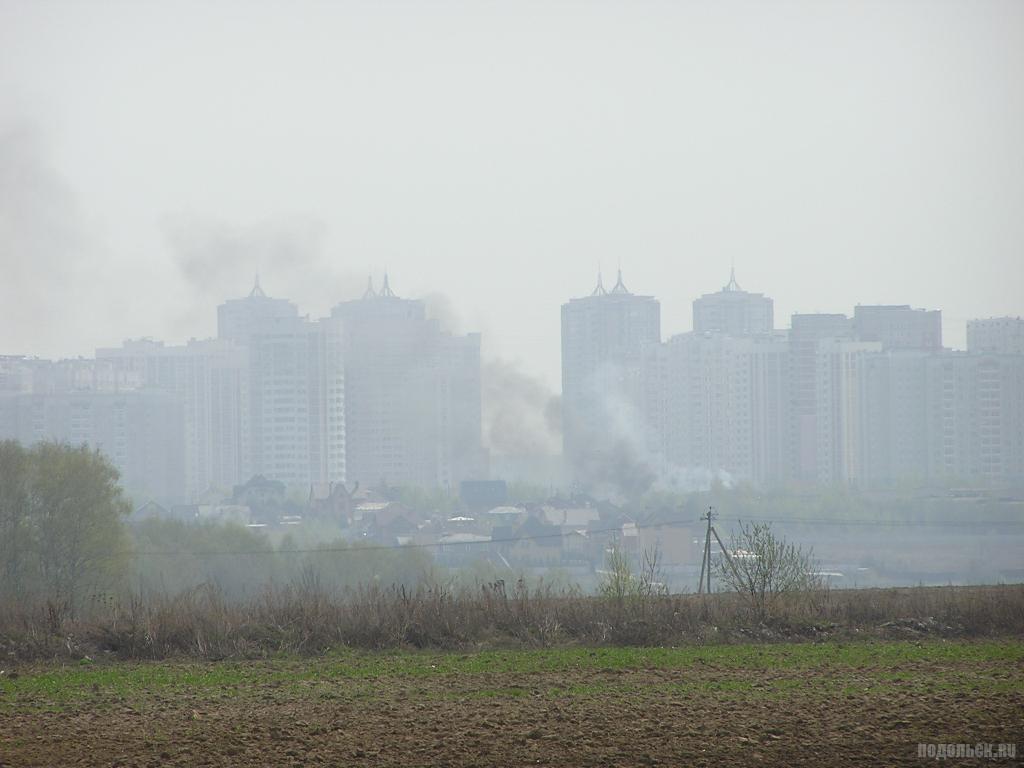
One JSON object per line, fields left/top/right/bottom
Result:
{"left": 117, "top": 513, "right": 1024, "bottom": 558}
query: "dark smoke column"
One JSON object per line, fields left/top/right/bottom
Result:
{"left": 560, "top": 270, "right": 660, "bottom": 491}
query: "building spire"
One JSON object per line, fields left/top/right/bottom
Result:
{"left": 724, "top": 262, "right": 741, "bottom": 292}
{"left": 379, "top": 272, "right": 397, "bottom": 298}
{"left": 249, "top": 274, "right": 266, "bottom": 298}
{"left": 610, "top": 268, "right": 630, "bottom": 294}
{"left": 362, "top": 275, "right": 377, "bottom": 299}
{"left": 591, "top": 268, "right": 607, "bottom": 297}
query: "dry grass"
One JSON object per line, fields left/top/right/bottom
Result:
{"left": 1, "top": 582, "right": 1022, "bottom": 661}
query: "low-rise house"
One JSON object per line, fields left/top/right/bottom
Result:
{"left": 308, "top": 481, "right": 358, "bottom": 524}
{"left": 500, "top": 516, "right": 562, "bottom": 566}
{"left": 131, "top": 500, "right": 168, "bottom": 521}
{"left": 486, "top": 505, "right": 527, "bottom": 526}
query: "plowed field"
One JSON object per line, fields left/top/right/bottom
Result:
{"left": 2, "top": 641, "right": 1021, "bottom": 766}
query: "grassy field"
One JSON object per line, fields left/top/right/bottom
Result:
{"left": 2, "top": 639, "right": 1021, "bottom": 766}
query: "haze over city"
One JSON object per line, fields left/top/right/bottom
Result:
{"left": 4, "top": 3, "right": 1024, "bottom": 766}
{"left": 3, "top": 0, "right": 1023, "bottom": 391}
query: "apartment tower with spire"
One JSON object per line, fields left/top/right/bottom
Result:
{"left": 332, "top": 275, "right": 484, "bottom": 490}
{"left": 560, "top": 270, "right": 661, "bottom": 477}
{"left": 692, "top": 267, "right": 774, "bottom": 336}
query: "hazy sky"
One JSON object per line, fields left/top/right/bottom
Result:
{"left": 2, "top": 0, "right": 1022, "bottom": 388}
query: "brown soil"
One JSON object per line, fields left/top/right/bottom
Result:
{"left": 1, "top": 657, "right": 1021, "bottom": 767}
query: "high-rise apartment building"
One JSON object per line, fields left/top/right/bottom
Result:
{"left": 642, "top": 329, "right": 788, "bottom": 487}
{"left": 859, "top": 350, "right": 930, "bottom": 484}
{"left": 331, "top": 276, "right": 483, "bottom": 490}
{"left": 853, "top": 305, "right": 942, "bottom": 351}
{"left": 96, "top": 338, "right": 249, "bottom": 499}
{"left": 216, "top": 279, "right": 300, "bottom": 345}
{"left": 813, "top": 338, "right": 883, "bottom": 485}
{"left": 692, "top": 269, "right": 774, "bottom": 336}
{"left": 749, "top": 333, "right": 790, "bottom": 485}
{"left": 561, "top": 271, "right": 661, "bottom": 472}
{"left": 216, "top": 279, "right": 346, "bottom": 489}
{"left": 924, "top": 352, "right": 1024, "bottom": 483}
{"left": 838, "top": 304, "right": 941, "bottom": 485}
{"left": 787, "top": 313, "right": 853, "bottom": 484}
{"left": 682, "top": 333, "right": 742, "bottom": 477}
{"left": 0, "top": 357, "right": 185, "bottom": 504}
{"left": 967, "top": 317, "right": 1024, "bottom": 355}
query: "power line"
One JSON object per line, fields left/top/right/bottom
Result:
{"left": 715, "top": 515, "right": 1024, "bottom": 528}
{"left": 117, "top": 513, "right": 1024, "bottom": 559}
{"left": 126, "top": 519, "right": 673, "bottom": 557}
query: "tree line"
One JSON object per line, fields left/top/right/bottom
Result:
{"left": 0, "top": 441, "right": 436, "bottom": 612}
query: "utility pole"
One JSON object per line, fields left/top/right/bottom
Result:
{"left": 697, "top": 507, "right": 743, "bottom": 595}
{"left": 697, "top": 506, "right": 716, "bottom": 594}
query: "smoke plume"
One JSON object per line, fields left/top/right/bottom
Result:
{"left": 0, "top": 121, "right": 95, "bottom": 357}
{"left": 482, "top": 359, "right": 561, "bottom": 457}
{"left": 162, "top": 214, "right": 368, "bottom": 328}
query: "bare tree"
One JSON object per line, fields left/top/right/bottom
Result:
{"left": 599, "top": 540, "right": 667, "bottom": 601}
{"left": 712, "top": 521, "right": 822, "bottom": 618}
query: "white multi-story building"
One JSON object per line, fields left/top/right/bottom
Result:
{"left": 642, "top": 330, "right": 788, "bottom": 486}
{"left": 813, "top": 338, "right": 882, "bottom": 485}
{"left": 967, "top": 317, "right": 1024, "bottom": 356}
{"left": 660, "top": 333, "right": 751, "bottom": 480}
{"left": 924, "top": 352, "right": 1024, "bottom": 484}
{"left": 331, "top": 276, "right": 483, "bottom": 490}
{"left": 787, "top": 313, "right": 853, "bottom": 484}
{"left": 749, "top": 332, "right": 790, "bottom": 485}
{"left": 216, "top": 279, "right": 346, "bottom": 490}
{"left": 96, "top": 338, "right": 249, "bottom": 500}
{"left": 858, "top": 350, "right": 931, "bottom": 485}
{"left": 0, "top": 357, "right": 185, "bottom": 504}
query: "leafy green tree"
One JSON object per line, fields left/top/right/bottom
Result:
{"left": 0, "top": 441, "right": 31, "bottom": 600}
{"left": 29, "top": 443, "right": 132, "bottom": 609}
{"left": 0, "top": 442, "right": 131, "bottom": 610}
{"left": 295, "top": 539, "right": 435, "bottom": 591}
{"left": 129, "top": 517, "right": 279, "bottom": 598}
